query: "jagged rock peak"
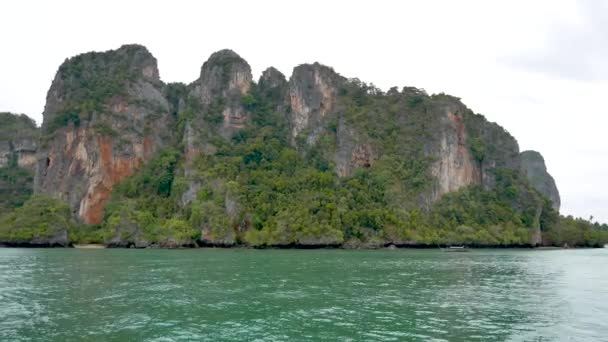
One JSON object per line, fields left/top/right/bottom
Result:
{"left": 290, "top": 62, "right": 343, "bottom": 82}
{"left": 287, "top": 62, "right": 345, "bottom": 139}
{"left": 204, "top": 49, "right": 247, "bottom": 65}
{"left": 259, "top": 67, "right": 287, "bottom": 89}
{"left": 57, "top": 44, "right": 160, "bottom": 83}
{"left": 521, "top": 150, "right": 546, "bottom": 163}
{"left": 520, "top": 150, "right": 561, "bottom": 211}
{"left": 196, "top": 49, "right": 252, "bottom": 105}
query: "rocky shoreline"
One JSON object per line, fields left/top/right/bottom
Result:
{"left": 1, "top": 241, "right": 603, "bottom": 249}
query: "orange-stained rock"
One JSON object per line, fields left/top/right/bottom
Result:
{"left": 429, "top": 107, "right": 480, "bottom": 202}
{"left": 79, "top": 137, "right": 142, "bottom": 224}
{"left": 34, "top": 45, "right": 173, "bottom": 223}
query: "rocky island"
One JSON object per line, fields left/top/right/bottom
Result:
{"left": 1, "top": 44, "right": 606, "bottom": 248}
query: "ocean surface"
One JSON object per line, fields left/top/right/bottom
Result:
{"left": 0, "top": 248, "right": 607, "bottom": 341}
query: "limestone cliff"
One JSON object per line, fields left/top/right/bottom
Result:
{"left": 463, "top": 109, "right": 521, "bottom": 189}
{"left": 257, "top": 67, "right": 288, "bottom": 113}
{"left": 34, "top": 45, "right": 172, "bottom": 224}
{"left": 286, "top": 73, "right": 520, "bottom": 207}
{"left": 187, "top": 49, "right": 252, "bottom": 140}
{"left": 287, "top": 63, "right": 344, "bottom": 143}
{"left": 284, "top": 64, "right": 379, "bottom": 178}
{"left": 520, "top": 150, "right": 561, "bottom": 211}
{"left": 428, "top": 100, "right": 480, "bottom": 202}
{"left": 180, "top": 50, "right": 253, "bottom": 208}
{"left": 334, "top": 119, "right": 376, "bottom": 177}
{"left": 259, "top": 67, "right": 287, "bottom": 91}
{"left": 21, "top": 44, "right": 565, "bottom": 247}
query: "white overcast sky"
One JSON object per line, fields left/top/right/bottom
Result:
{"left": 1, "top": 0, "right": 606, "bottom": 222}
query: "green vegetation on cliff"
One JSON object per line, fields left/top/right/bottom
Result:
{"left": 45, "top": 45, "right": 156, "bottom": 136}
{"left": 0, "top": 196, "right": 74, "bottom": 246}
{"left": 0, "top": 167, "right": 33, "bottom": 212}
{"left": 92, "top": 80, "right": 607, "bottom": 248}
{"left": 423, "top": 170, "right": 558, "bottom": 246}
{"left": 0, "top": 112, "right": 37, "bottom": 213}
{"left": 100, "top": 148, "right": 198, "bottom": 247}
{"left": 0, "top": 112, "right": 38, "bottom": 140}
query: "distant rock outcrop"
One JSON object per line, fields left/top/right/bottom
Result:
{"left": 520, "top": 150, "right": 561, "bottom": 210}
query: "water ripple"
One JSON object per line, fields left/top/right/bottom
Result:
{"left": 0, "top": 248, "right": 607, "bottom": 341}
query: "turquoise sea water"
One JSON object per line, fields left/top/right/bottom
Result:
{"left": 0, "top": 248, "right": 607, "bottom": 341}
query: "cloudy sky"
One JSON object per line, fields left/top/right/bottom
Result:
{"left": 1, "top": 0, "right": 606, "bottom": 222}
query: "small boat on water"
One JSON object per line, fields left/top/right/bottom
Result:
{"left": 440, "top": 246, "right": 470, "bottom": 252}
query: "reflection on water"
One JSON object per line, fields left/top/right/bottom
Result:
{"left": 0, "top": 248, "right": 606, "bottom": 341}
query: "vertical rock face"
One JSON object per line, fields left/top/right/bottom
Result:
{"left": 183, "top": 49, "right": 252, "bottom": 163}
{"left": 287, "top": 63, "right": 344, "bottom": 142}
{"left": 430, "top": 105, "right": 480, "bottom": 201}
{"left": 258, "top": 67, "right": 288, "bottom": 105}
{"left": 287, "top": 63, "right": 377, "bottom": 178}
{"left": 189, "top": 49, "right": 252, "bottom": 137}
{"left": 520, "top": 150, "right": 561, "bottom": 211}
{"left": 423, "top": 96, "right": 521, "bottom": 203}
{"left": 258, "top": 67, "right": 289, "bottom": 119}
{"left": 196, "top": 50, "right": 252, "bottom": 104}
{"left": 180, "top": 50, "right": 253, "bottom": 205}
{"left": 334, "top": 119, "right": 376, "bottom": 177}
{"left": 466, "top": 115, "right": 521, "bottom": 189}
{"left": 34, "top": 45, "right": 172, "bottom": 224}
